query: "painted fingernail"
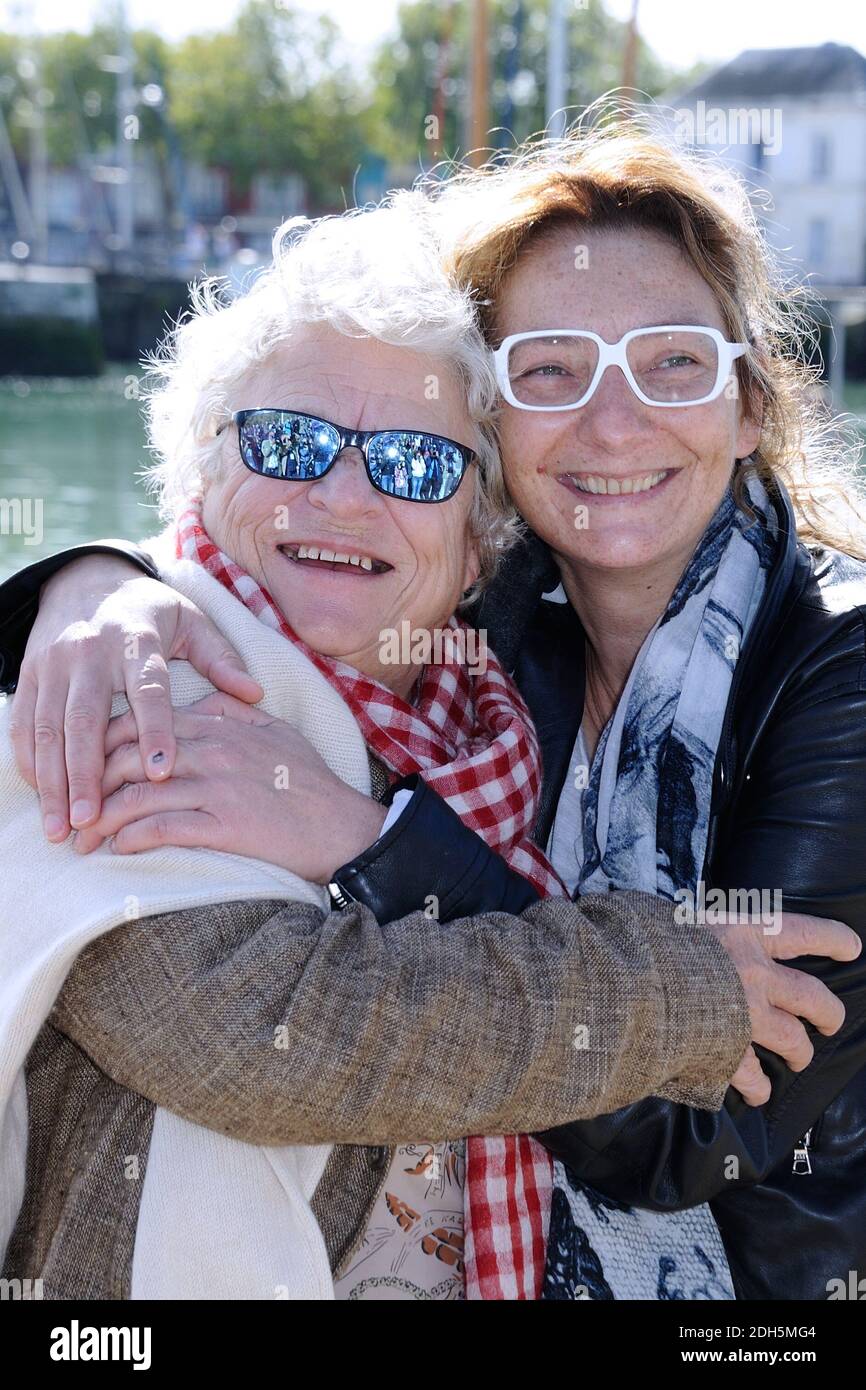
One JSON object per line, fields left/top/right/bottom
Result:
{"left": 71, "top": 800, "right": 94, "bottom": 826}
{"left": 44, "top": 814, "right": 65, "bottom": 838}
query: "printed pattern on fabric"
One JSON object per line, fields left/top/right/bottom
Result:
{"left": 542, "top": 473, "right": 778, "bottom": 1302}
{"left": 334, "top": 1141, "right": 465, "bottom": 1300}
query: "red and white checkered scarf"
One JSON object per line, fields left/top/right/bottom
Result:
{"left": 177, "top": 504, "right": 566, "bottom": 1299}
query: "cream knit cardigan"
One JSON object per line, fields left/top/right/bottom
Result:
{"left": 0, "top": 534, "right": 374, "bottom": 1299}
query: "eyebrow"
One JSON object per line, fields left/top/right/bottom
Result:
{"left": 508, "top": 319, "right": 718, "bottom": 333}
{"left": 624, "top": 318, "right": 723, "bottom": 332}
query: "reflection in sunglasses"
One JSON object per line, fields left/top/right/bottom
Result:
{"left": 234, "top": 408, "right": 474, "bottom": 504}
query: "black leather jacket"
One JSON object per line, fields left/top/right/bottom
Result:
{"left": 1, "top": 478, "right": 865, "bottom": 1300}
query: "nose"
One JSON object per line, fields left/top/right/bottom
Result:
{"left": 306, "top": 446, "right": 381, "bottom": 517}
{"left": 578, "top": 363, "right": 654, "bottom": 450}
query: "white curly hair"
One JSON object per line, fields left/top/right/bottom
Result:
{"left": 140, "top": 192, "right": 521, "bottom": 596}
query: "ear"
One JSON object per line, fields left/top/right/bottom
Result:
{"left": 735, "top": 388, "right": 763, "bottom": 460}
{"left": 462, "top": 538, "right": 481, "bottom": 596}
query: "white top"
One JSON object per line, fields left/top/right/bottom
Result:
{"left": 0, "top": 536, "right": 378, "bottom": 1299}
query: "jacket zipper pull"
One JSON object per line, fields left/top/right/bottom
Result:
{"left": 792, "top": 1128, "right": 812, "bottom": 1175}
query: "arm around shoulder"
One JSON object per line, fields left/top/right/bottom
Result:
{"left": 49, "top": 884, "right": 750, "bottom": 1147}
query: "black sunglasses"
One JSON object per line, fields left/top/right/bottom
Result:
{"left": 216, "top": 408, "right": 477, "bottom": 504}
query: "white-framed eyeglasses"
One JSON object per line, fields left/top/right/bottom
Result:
{"left": 493, "top": 325, "right": 748, "bottom": 412}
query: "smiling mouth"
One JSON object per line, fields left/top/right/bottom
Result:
{"left": 560, "top": 469, "right": 672, "bottom": 497}
{"left": 278, "top": 542, "right": 393, "bottom": 575}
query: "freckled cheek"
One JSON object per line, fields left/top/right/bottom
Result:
{"left": 501, "top": 455, "right": 539, "bottom": 506}
{"left": 674, "top": 400, "right": 737, "bottom": 458}
{"left": 689, "top": 434, "right": 735, "bottom": 485}
{"left": 498, "top": 419, "right": 533, "bottom": 475}
{"left": 510, "top": 464, "right": 563, "bottom": 531}
{"left": 505, "top": 416, "right": 568, "bottom": 476}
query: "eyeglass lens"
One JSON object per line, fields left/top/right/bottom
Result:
{"left": 506, "top": 330, "right": 721, "bottom": 406}
{"left": 238, "top": 411, "right": 466, "bottom": 501}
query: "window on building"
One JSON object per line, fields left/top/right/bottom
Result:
{"left": 811, "top": 133, "right": 832, "bottom": 180}
{"left": 808, "top": 218, "right": 828, "bottom": 267}
{"left": 748, "top": 142, "right": 764, "bottom": 173}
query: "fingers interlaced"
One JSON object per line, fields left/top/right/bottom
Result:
{"left": 87, "top": 775, "right": 199, "bottom": 843}
{"left": 102, "top": 742, "right": 153, "bottom": 798}
{"left": 105, "top": 704, "right": 202, "bottom": 756}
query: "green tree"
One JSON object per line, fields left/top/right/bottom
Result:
{"left": 0, "top": 3, "right": 371, "bottom": 215}
{"left": 0, "top": 0, "right": 686, "bottom": 219}
{"left": 0, "top": 26, "right": 170, "bottom": 166}
{"left": 368, "top": 0, "right": 673, "bottom": 168}
{"left": 167, "top": 0, "right": 371, "bottom": 208}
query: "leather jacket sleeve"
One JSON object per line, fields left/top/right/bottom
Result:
{"left": 0, "top": 541, "right": 159, "bottom": 694}
{"left": 538, "top": 656, "right": 866, "bottom": 1209}
{"left": 331, "top": 773, "right": 541, "bottom": 921}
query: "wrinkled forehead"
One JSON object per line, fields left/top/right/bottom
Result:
{"left": 495, "top": 221, "right": 727, "bottom": 340}
{"left": 233, "top": 324, "right": 475, "bottom": 441}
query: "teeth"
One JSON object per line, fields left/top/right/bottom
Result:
{"left": 295, "top": 543, "right": 378, "bottom": 571}
{"left": 570, "top": 470, "right": 668, "bottom": 495}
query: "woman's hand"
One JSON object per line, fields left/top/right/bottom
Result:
{"left": 74, "top": 692, "right": 387, "bottom": 884}
{"left": 9, "top": 555, "right": 264, "bottom": 842}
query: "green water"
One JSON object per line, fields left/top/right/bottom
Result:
{"left": 0, "top": 369, "right": 157, "bottom": 582}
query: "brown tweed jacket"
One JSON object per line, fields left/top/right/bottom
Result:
{"left": 3, "top": 876, "right": 750, "bottom": 1298}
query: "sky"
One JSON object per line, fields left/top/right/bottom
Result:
{"left": 4, "top": 0, "right": 866, "bottom": 71}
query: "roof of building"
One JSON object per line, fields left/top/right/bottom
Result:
{"left": 671, "top": 42, "right": 866, "bottom": 103}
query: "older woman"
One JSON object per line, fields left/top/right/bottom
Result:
{"left": 0, "top": 128, "right": 861, "bottom": 1302}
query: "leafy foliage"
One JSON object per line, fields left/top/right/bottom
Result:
{"left": 0, "top": 0, "right": 677, "bottom": 211}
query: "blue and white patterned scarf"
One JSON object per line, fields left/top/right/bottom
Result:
{"left": 542, "top": 469, "right": 779, "bottom": 1301}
